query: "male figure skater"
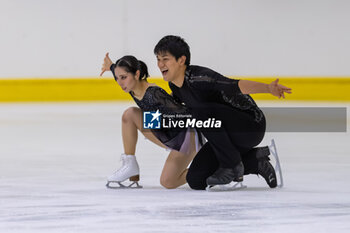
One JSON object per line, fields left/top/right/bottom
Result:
{"left": 154, "top": 35, "right": 292, "bottom": 190}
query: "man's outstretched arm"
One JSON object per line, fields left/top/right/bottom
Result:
{"left": 238, "top": 79, "right": 292, "bottom": 99}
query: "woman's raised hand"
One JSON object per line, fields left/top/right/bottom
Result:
{"left": 100, "top": 52, "right": 113, "bottom": 76}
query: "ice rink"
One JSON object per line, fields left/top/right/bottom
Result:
{"left": 1, "top": 102, "right": 349, "bottom": 233}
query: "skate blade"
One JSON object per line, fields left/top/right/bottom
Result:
{"left": 206, "top": 182, "right": 247, "bottom": 192}
{"left": 106, "top": 181, "right": 143, "bottom": 189}
{"left": 269, "top": 139, "right": 284, "bottom": 188}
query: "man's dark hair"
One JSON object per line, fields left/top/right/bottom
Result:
{"left": 154, "top": 35, "right": 191, "bottom": 66}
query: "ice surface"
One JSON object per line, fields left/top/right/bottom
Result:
{"left": 1, "top": 102, "right": 349, "bottom": 233}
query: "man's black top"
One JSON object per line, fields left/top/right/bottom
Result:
{"left": 169, "top": 65, "right": 264, "bottom": 123}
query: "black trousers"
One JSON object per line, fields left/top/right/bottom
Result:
{"left": 186, "top": 103, "right": 266, "bottom": 190}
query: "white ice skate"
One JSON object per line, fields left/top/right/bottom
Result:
{"left": 106, "top": 154, "right": 142, "bottom": 189}
{"left": 269, "top": 139, "right": 284, "bottom": 188}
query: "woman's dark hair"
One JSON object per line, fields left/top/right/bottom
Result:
{"left": 115, "top": 55, "right": 149, "bottom": 81}
{"left": 154, "top": 35, "right": 191, "bottom": 66}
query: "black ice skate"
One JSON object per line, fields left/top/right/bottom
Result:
{"left": 256, "top": 139, "right": 284, "bottom": 188}
{"left": 206, "top": 162, "right": 246, "bottom": 191}
{"left": 258, "top": 155, "right": 277, "bottom": 188}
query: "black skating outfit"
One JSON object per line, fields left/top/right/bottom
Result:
{"left": 169, "top": 65, "right": 267, "bottom": 190}
{"left": 111, "top": 64, "right": 197, "bottom": 153}
{"left": 131, "top": 86, "right": 191, "bottom": 152}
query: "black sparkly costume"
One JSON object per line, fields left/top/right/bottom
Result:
{"left": 169, "top": 65, "right": 267, "bottom": 190}
{"left": 170, "top": 65, "right": 264, "bottom": 123}
{"left": 111, "top": 64, "right": 194, "bottom": 152}
{"left": 130, "top": 86, "right": 191, "bottom": 151}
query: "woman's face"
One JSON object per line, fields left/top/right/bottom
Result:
{"left": 114, "top": 66, "right": 139, "bottom": 93}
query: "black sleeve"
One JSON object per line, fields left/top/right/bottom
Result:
{"left": 188, "top": 66, "right": 241, "bottom": 96}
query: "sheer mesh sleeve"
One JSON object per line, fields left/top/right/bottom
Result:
{"left": 151, "top": 87, "right": 188, "bottom": 115}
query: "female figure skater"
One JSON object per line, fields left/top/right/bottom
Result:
{"left": 100, "top": 53, "right": 199, "bottom": 189}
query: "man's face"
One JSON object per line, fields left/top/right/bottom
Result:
{"left": 156, "top": 52, "right": 184, "bottom": 82}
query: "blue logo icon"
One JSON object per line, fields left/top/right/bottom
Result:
{"left": 143, "top": 110, "right": 162, "bottom": 129}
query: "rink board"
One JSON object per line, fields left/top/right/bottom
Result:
{"left": 0, "top": 77, "right": 349, "bottom": 102}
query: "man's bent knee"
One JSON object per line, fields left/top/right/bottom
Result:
{"left": 186, "top": 171, "right": 207, "bottom": 190}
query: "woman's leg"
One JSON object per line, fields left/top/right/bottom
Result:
{"left": 122, "top": 107, "right": 197, "bottom": 189}
{"left": 160, "top": 131, "right": 197, "bottom": 189}
{"left": 122, "top": 107, "right": 165, "bottom": 155}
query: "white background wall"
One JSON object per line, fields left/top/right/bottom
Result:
{"left": 0, "top": 0, "right": 349, "bottom": 78}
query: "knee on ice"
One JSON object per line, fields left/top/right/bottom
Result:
{"left": 186, "top": 172, "right": 207, "bottom": 190}
{"left": 160, "top": 176, "right": 179, "bottom": 189}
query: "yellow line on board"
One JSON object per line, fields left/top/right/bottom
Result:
{"left": 0, "top": 77, "right": 349, "bottom": 102}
